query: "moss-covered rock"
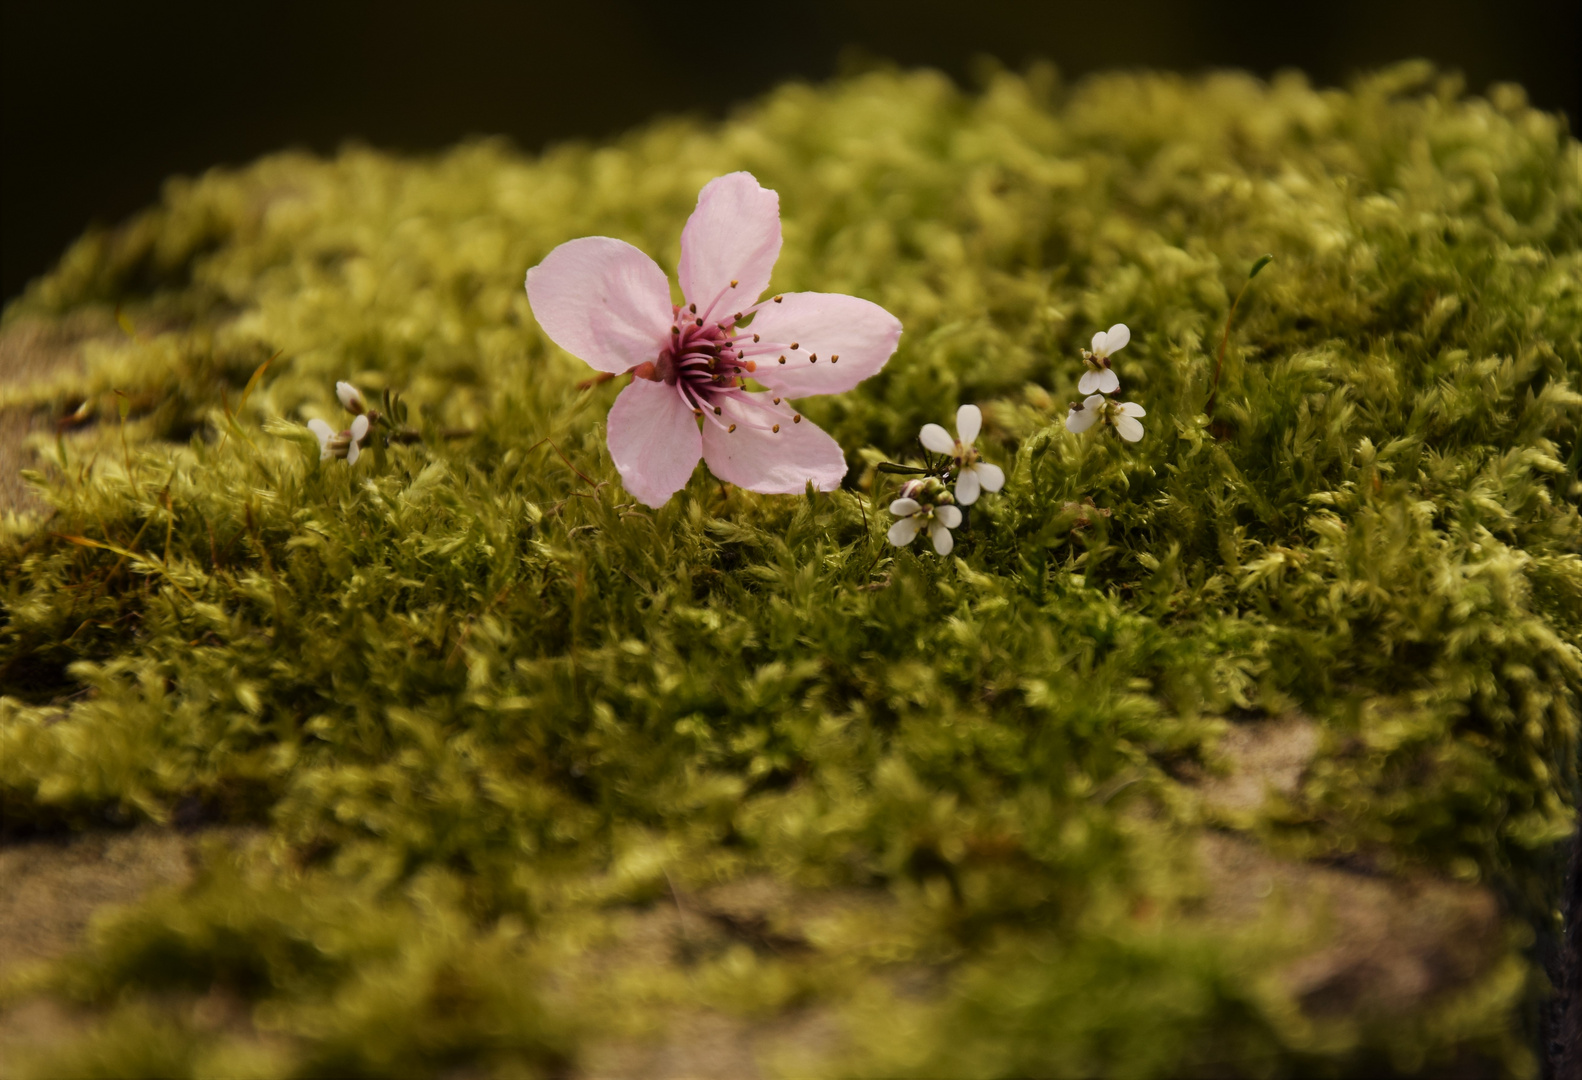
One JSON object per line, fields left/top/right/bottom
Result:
{"left": 1, "top": 62, "right": 1579, "bottom": 1077}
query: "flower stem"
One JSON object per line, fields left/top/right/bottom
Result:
{"left": 1205, "top": 254, "right": 1272, "bottom": 422}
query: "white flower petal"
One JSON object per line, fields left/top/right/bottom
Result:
{"left": 975, "top": 462, "right": 1005, "bottom": 492}
{"left": 1114, "top": 414, "right": 1145, "bottom": 442}
{"left": 346, "top": 439, "right": 361, "bottom": 465}
{"left": 350, "top": 414, "right": 370, "bottom": 441}
{"left": 1105, "top": 323, "right": 1130, "bottom": 353}
{"left": 935, "top": 504, "right": 962, "bottom": 529}
{"left": 1065, "top": 407, "right": 1097, "bottom": 434}
{"left": 888, "top": 517, "right": 922, "bottom": 547}
{"left": 931, "top": 522, "right": 955, "bottom": 555}
{"left": 336, "top": 381, "right": 364, "bottom": 412}
{"left": 1119, "top": 401, "right": 1146, "bottom": 417}
{"left": 954, "top": 468, "right": 981, "bottom": 505}
{"left": 1078, "top": 370, "right": 1101, "bottom": 395}
{"left": 1091, "top": 330, "right": 1109, "bottom": 356}
{"left": 1098, "top": 369, "right": 1120, "bottom": 394}
{"left": 890, "top": 497, "right": 921, "bottom": 517}
{"left": 955, "top": 404, "right": 981, "bottom": 446}
{"left": 1083, "top": 394, "right": 1107, "bottom": 409}
{"left": 919, "top": 423, "right": 955, "bottom": 455}
{"left": 307, "top": 418, "right": 335, "bottom": 452}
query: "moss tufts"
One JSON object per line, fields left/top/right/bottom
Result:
{"left": 2, "top": 62, "right": 1579, "bottom": 1075}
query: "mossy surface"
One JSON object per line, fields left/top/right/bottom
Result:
{"left": 2, "top": 63, "right": 1580, "bottom": 1077}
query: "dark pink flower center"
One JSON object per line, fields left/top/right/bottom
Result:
{"left": 635, "top": 301, "right": 807, "bottom": 435}
{"left": 650, "top": 306, "right": 754, "bottom": 409}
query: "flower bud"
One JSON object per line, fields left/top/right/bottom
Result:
{"left": 336, "top": 381, "right": 367, "bottom": 415}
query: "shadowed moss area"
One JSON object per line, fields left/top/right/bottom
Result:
{"left": 2, "top": 62, "right": 1580, "bottom": 1077}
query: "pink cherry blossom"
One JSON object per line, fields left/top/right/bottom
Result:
{"left": 525, "top": 173, "right": 903, "bottom": 508}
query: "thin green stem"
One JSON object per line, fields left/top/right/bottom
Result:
{"left": 1205, "top": 254, "right": 1273, "bottom": 422}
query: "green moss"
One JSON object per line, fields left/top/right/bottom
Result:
{"left": 2, "top": 62, "right": 1579, "bottom": 1076}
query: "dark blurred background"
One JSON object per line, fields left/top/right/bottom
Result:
{"left": 3, "top": 0, "right": 1578, "bottom": 303}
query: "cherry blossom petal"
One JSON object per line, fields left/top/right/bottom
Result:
{"left": 919, "top": 423, "right": 954, "bottom": 454}
{"left": 679, "top": 173, "right": 783, "bottom": 321}
{"left": 930, "top": 522, "right": 955, "bottom": 555}
{"left": 975, "top": 462, "right": 1006, "bottom": 493}
{"left": 935, "top": 505, "right": 962, "bottom": 529}
{"left": 307, "top": 419, "right": 335, "bottom": 458}
{"left": 955, "top": 468, "right": 981, "bottom": 505}
{"left": 607, "top": 378, "right": 703, "bottom": 507}
{"left": 701, "top": 394, "right": 846, "bottom": 495}
{"left": 745, "top": 292, "right": 902, "bottom": 397}
{"left": 888, "top": 517, "right": 922, "bottom": 546}
{"left": 890, "top": 497, "right": 921, "bottom": 516}
{"left": 526, "top": 237, "right": 673, "bottom": 375}
{"left": 956, "top": 404, "right": 982, "bottom": 445}
{"left": 1114, "top": 414, "right": 1146, "bottom": 442}
{"left": 1066, "top": 407, "right": 1098, "bottom": 434}
{"left": 1105, "top": 323, "right": 1131, "bottom": 353}
{"left": 1119, "top": 401, "right": 1146, "bottom": 417}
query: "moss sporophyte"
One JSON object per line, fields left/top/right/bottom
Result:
{"left": 525, "top": 171, "right": 902, "bottom": 508}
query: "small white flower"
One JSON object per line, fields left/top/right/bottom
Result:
{"left": 308, "top": 413, "right": 371, "bottom": 463}
{"left": 336, "top": 381, "right": 368, "bottom": 415}
{"left": 1078, "top": 323, "right": 1129, "bottom": 395}
{"left": 887, "top": 479, "right": 962, "bottom": 555}
{"left": 1065, "top": 394, "right": 1146, "bottom": 442}
{"left": 918, "top": 404, "right": 1006, "bottom": 506}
